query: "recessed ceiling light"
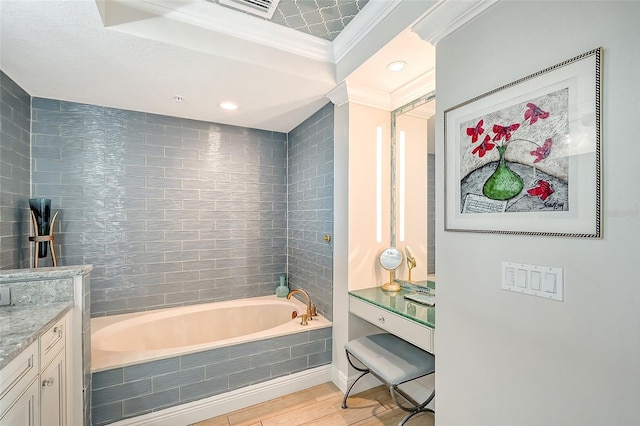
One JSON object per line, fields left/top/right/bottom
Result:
{"left": 220, "top": 101, "right": 238, "bottom": 110}
{"left": 387, "top": 61, "right": 407, "bottom": 72}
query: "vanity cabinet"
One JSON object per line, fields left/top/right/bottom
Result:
{"left": 0, "top": 313, "right": 68, "bottom": 426}
{"left": 39, "top": 316, "right": 67, "bottom": 426}
{"left": 348, "top": 287, "right": 435, "bottom": 354}
{"left": 0, "top": 341, "right": 40, "bottom": 425}
{"left": 0, "top": 376, "right": 40, "bottom": 426}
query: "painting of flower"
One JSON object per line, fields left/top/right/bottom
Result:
{"left": 458, "top": 88, "right": 570, "bottom": 213}
{"left": 444, "top": 47, "right": 602, "bottom": 237}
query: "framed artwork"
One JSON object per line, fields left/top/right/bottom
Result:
{"left": 444, "top": 47, "right": 602, "bottom": 237}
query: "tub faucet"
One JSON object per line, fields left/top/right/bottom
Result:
{"left": 287, "top": 289, "right": 315, "bottom": 321}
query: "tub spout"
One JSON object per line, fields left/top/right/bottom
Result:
{"left": 287, "top": 289, "right": 314, "bottom": 321}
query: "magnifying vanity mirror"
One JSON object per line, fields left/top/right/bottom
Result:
{"left": 390, "top": 91, "right": 436, "bottom": 284}
{"left": 379, "top": 247, "right": 403, "bottom": 292}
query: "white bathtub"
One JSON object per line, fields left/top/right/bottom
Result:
{"left": 91, "top": 295, "right": 331, "bottom": 372}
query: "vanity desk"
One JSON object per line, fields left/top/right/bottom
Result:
{"left": 349, "top": 284, "right": 435, "bottom": 354}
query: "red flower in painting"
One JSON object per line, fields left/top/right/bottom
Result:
{"left": 466, "top": 120, "right": 484, "bottom": 143}
{"left": 530, "top": 138, "right": 552, "bottom": 163}
{"left": 527, "top": 180, "right": 554, "bottom": 201}
{"left": 492, "top": 123, "right": 520, "bottom": 142}
{"left": 524, "top": 103, "right": 550, "bottom": 125}
{"left": 467, "top": 100, "right": 554, "bottom": 162}
{"left": 471, "top": 135, "right": 496, "bottom": 157}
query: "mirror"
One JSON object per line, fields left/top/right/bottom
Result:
{"left": 379, "top": 247, "right": 403, "bottom": 292}
{"left": 390, "top": 92, "right": 436, "bottom": 284}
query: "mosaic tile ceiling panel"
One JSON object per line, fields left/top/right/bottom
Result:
{"left": 211, "top": 0, "right": 370, "bottom": 41}
{"left": 271, "top": 0, "right": 369, "bottom": 41}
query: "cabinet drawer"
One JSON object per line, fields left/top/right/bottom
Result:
{"left": 0, "top": 340, "right": 39, "bottom": 418}
{"left": 350, "top": 296, "right": 434, "bottom": 353}
{"left": 41, "top": 316, "right": 66, "bottom": 368}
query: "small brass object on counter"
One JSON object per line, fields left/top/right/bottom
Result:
{"left": 300, "top": 314, "right": 308, "bottom": 326}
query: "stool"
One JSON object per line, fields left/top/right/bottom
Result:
{"left": 342, "top": 333, "right": 435, "bottom": 426}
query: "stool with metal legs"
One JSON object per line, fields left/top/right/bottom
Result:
{"left": 342, "top": 333, "right": 435, "bottom": 426}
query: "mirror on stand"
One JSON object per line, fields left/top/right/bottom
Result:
{"left": 379, "top": 247, "right": 403, "bottom": 292}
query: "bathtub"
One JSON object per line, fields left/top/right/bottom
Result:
{"left": 90, "top": 295, "right": 333, "bottom": 424}
{"left": 91, "top": 294, "right": 332, "bottom": 372}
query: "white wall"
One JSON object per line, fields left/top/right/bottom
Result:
{"left": 435, "top": 2, "right": 640, "bottom": 425}
{"left": 331, "top": 98, "right": 393, "bottom": 391}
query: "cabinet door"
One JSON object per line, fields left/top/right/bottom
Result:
{"left": 0, "top": 377, "right": 40, "bottom": 426}
{"left": 40, "top": 350, "right": 65, "bottom": 426}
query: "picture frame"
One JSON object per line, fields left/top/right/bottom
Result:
{"left": 444, "top": 48, "right": 602, "bottom": 237}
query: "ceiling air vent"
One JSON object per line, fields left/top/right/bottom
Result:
{"left": 217, "top": 0, "right": 281, "bottom": 19}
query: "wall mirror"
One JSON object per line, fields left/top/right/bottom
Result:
{"left": 390, "top": 91, "right": 436, "bottom": 284}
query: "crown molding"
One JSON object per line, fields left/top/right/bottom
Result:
{"left": 411, "top": 0, "right": 499, "bottom": 45}
{"left": 326, "top": 82, "right": 391, "bottom": 110}
{"left": 389, "top": 69, "right": 436, "bottom": 110}
{"left": 332, "top": 0, "right": 404, "bottom": 63}
{"left": 326, "top": 82, "right": 349, "bottom": 107}
{"left": 104, "top": 0, "right": 334, "bottom": 62}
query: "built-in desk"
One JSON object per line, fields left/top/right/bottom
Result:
{"left": 349, "top": 286, "right": 435, "bottom": 353}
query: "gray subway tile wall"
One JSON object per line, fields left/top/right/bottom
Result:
{"left": 0, "top": 71, "right": 31, "bottom": 269}
{"left": 30, "top": 98, "right": 290, "bottom": 316}
{"left": 287, "top": 102, "right": 334, "bottom": 320}
{"left": 91, "top": 327, "right": 332, "bottom": 425}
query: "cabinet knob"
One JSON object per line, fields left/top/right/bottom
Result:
{"left": 42, "top": 377, "right": 55, "bottom": 387}
{"left": 378, "top": 316, "right": 385, "bottom": 324}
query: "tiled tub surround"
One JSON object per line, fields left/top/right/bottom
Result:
{"left": 91, "top": 316, "right": 332, "bottom": 425}
{"left": 30, "top": 97, "right": 289, "bottom": 316}
{"left": 0, "top": 265, "right": 93, "bottom": 425}
{"left": 0, "top": 71, "right": 31, "bottom": 270}
{"left": 287, "top": 103, "right": 334, "bottom": 320}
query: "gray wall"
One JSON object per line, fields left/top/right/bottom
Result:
{"left": 31, "top": 98, "right": 289, "bottom": 316}
{"left": 0, "top": 71, "right": 31, "bottom": 270}
{"left": 286, "top": 103, "right": 334, "bottom": 320}
{"left": 435, "top": 1, "right": 640, "bottom": 424}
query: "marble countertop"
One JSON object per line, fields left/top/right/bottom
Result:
{"left": 0, "top": 264, "right": 92, "bottom": 283}
{"left": 0, "top": 302, "right": 73, "bottom": 370}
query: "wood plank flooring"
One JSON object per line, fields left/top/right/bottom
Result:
{"left": 191, "top": 383, "right": 434, "bottom": 426}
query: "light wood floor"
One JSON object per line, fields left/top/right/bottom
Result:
{"left": 191, "top": 383, "right": 434, "bottom": 426}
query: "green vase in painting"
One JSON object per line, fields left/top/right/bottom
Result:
{"left": 483, "top": 146, "right": 523, "bottom": 201}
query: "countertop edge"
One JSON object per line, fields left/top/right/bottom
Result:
{"left": 0, "top": 265, "right": 93, "bottom": 283}
{"left": 0, "top": 302, "right": 73, "bottom": 370}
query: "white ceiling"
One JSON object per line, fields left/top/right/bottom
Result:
{"left": 0, "top": 0, "right": 483, "bottom": 133}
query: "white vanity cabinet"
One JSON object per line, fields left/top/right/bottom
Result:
{"left": 0, "top": 312, "right": 69, "bottom": 426}
{"left": 0, "top": 341, "right": 40, "bottom": 425}
{"left": 39, "top": 315, "right": 67, "bottom": 426}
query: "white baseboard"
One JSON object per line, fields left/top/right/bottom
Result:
{"left": 111, "top": 365, "right": 332, "bottom": 426}
{"left": 331, "top": 364, "right": 382, "bottom": 396}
